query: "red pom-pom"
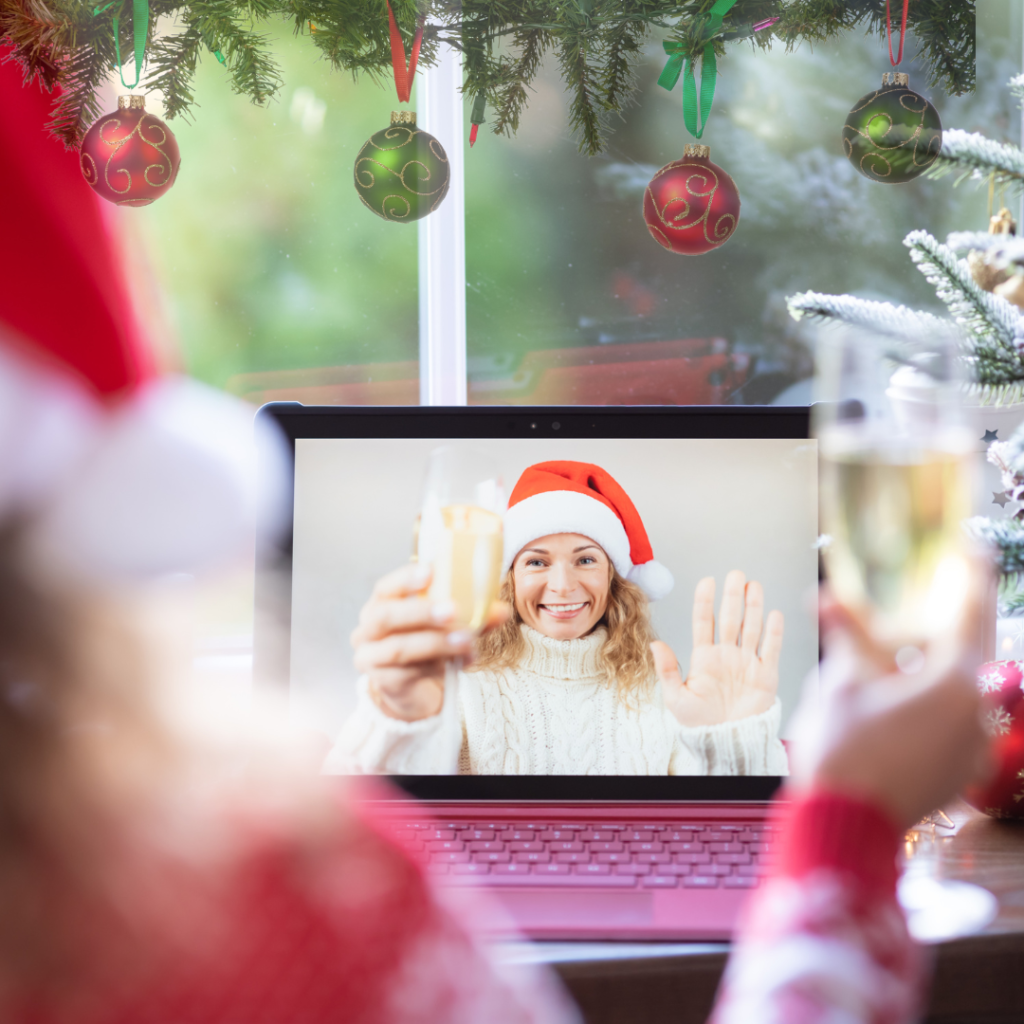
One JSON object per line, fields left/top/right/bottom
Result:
{"left": 963, "top": 659, "right": 1024, "bottom": 820}
{"left": 642, "top": 146, "right": 740, "bottom": 255}
{"left": 80, "top": 96, "right": 180, "bottom": 207}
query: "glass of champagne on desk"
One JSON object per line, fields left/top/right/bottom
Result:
{"left": 815, "top": 330, "right": 974, "bottom": 652}
{"left": 416, "top": 446, "right": 505, "bottom": 633}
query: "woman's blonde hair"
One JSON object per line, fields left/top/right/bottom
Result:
{"left": 474, "top": 566, "right": 656, "bottom": 703}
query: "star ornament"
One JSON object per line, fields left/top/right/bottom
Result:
{"left": 1009, "top": 620, "right": 1024, "bottom": 651}
{"left": 993, "top": 491, "right": 1011, "bottom": 508}
{"left": 983, "top": 429, "right": 999, "bottom": 443}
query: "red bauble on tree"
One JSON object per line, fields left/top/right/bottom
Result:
{"left": 80, "top": 96, "right": 180, "bottom": 207}
{"left": 642, "top": 144, "right": 740, "bottom": 255}
{"left": 962, "top": 659, "right": 1024, "bottom": 820}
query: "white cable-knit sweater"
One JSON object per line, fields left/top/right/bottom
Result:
{"left": 326, "top": 626, "right": 789, "bottom": 776}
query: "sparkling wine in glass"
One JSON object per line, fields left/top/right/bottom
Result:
{"left": 815, "top": 331, "right": 974, "bottom": 648}
{"left": 416, "top": 446, "right": 505, "bottom": 632}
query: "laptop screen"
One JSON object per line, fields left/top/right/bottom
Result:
{"left": 264, "top": 409, "right": 817, "bottom": 796}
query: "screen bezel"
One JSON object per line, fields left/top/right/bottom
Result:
{"left": 255, "top": 404, "right": 812, "bottom": 803}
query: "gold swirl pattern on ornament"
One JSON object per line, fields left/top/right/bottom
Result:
{"left": 95, "top": 113, "right": 173, "bottom": 196}
{"left": 353, "top": 156, "right": 448, "bottom": 198}
{"left": 370, "top": 125, "right": 417, "bottom": 151}
{"left": 80, "top": 151, "right": 98, "bottom": 186}
{"left": 427, "top": 137, "right": 448, "bottom": 163}
{"left": 843, "top": 88, "right": 941, "bottom": 180}
{"left": 647, "top": 160, "right": 736, "bottom": 246}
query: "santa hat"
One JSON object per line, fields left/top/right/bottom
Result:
{"left": 0, "top": 64, "right": 284, "bottom": 582}
{"left": 503, "top": 461, "right": 674, "bottom": 601}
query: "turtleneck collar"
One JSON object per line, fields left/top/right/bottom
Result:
{"left": 518, "top": 624, "right": 607, "bottom": 682}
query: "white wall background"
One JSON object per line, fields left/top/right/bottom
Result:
{"left": 290, "top": 437, "right": 818, "bottom": 740}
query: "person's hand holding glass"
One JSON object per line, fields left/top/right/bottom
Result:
{"left": 352, "top": 447, "right": 506, "bottom": 721}
{"left": 816, "top": 331, "right": 975, "bottom": 657}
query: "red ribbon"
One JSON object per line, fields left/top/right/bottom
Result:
{"left": 886, "top": 0, "right": 910, "bottom": 67}
{"left": 386, "top": 1, "right": 424, "bottom": 104}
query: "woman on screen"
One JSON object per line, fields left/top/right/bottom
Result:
{"left": 330, "top": 461, "right": 788, "bottom": 776}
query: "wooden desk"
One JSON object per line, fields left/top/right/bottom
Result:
{"left": 507, "top": 803, "right": 1024, "bottom": 1024}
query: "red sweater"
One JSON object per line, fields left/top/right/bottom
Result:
{"left": 710, "top": 790, "right": 923, "bottom": 1024}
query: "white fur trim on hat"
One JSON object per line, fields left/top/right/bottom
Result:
{"left": 503, "top": 490, "right": 631, "bottom": 577}
{"left": 626, "top": 559, "right": 675, "bottom": 601}
{"left": 502, "top": 489, "right": 674, "bottom": 600}
{"left": 26, "top": 377, "right": 290, "bottom": 584}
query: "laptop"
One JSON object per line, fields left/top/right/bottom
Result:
{"left": 254, "top": 405, "right": 816, "bottom": 940}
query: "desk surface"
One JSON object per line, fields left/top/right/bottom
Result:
{"left": 503, "top": 802, "right": 1024, "bottom": 1024}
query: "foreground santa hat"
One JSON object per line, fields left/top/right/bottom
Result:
{"left": 503, "top": 461, "right": 674, "bottom": 600}
{"left": 0, "top": 63, "right": 283, "bottom": 582}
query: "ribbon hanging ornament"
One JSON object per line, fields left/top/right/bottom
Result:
{"left": 841, "top": 0, "right": 942, "bottom": 183}
{"left": 643, "top": 0, "right": 744, "bottom": 255}
{"left": 80, "top": 0, "right": 180, "bottom": 206}
{"left": 353, "top": 2, "right": 450, "bottom": 223}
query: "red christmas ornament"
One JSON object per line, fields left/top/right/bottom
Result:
{"left": 962, "top": 659, "right": 1024, "bottom": 820}
{"left": 643, "top": 144, "right": 740, "bottom": 255}
{"left": 80, "top": 96, "right": 180, "bottom": 207}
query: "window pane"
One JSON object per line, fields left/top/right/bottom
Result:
{"left": 135, "top": 22, "right": 419, "bottom": 405}
{"left": 465, "top": 2, "right": 1017, "bottom": 406}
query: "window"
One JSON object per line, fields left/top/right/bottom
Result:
{"left": 133, "top": 3, "right": 1019, "bottom": 407}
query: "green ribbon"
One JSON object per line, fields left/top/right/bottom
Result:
{"left": 94, "top": 0, "right": 148, "bottom": 89}
{"left": 658, "top": 0, "right": 738, "bottom": 139}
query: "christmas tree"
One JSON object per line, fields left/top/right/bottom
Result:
{"left": 787, "top": 71, "right": 1024, "bottom": 612}
{"left": 788, "top": 79, "right": 1024, "bottom": 407}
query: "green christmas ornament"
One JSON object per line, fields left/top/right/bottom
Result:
{"left": 353, "top": 111, "right": 450, "bottom": 222}
{"left": 842, "top": 72, "right": 942, "bottom": 184}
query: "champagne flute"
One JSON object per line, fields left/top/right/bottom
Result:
{"left": 814, "top": 330, "right": 974, "bottom": 651}
{"left": 416, "top": 446, "right": 505, "bottom": 632}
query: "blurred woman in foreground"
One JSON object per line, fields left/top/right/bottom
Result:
{"left": 0, "top": 63, "right": 573, "bottom": 1024}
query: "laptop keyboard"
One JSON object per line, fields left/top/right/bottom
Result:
{"left": 386, "top": 820, "right": 779, "bottom": 889}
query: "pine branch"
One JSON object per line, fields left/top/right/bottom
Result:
{"left": 146, "top": 26, "right": 204, "bottom": 121}
{"left": 48, "top": 29, "right": 113, "bottom": 145}
{"left": 183, "top": 0, "right": 281, "bottom": 106}
{"left": 598, "top": 16, "right": 641, "bottom": 115}
{"left": 787, "top": 290, "right": 949, "bottom": 340}
{"left": 904, "top": 230, "right": 1024, "bottom": 385}
{"left": 947, "top": 231, "right": 1024, "bottom": 271}
{"left": 1009, "top": 72, "right": 1024, "bottom": 108}
{"left": 966, "top": 515, "right": 1024, "bottom": 580}
{"left": 557, "top": 20, "right": 604, "bottom": 156}
{"left": 927, "top": 129, "right": 1024, "bottom": 196}
{"left": 491, "top": 26, "right": 545, "bottom": 138}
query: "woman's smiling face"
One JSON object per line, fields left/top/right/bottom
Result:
{"left": 512, "top": 533, "right": 612, "bottom": 640}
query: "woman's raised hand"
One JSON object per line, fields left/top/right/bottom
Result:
{"left": 352, "top": 564, "right": 507, "bottom": 722}
{"left": 657, "top": 570, "right": 783, "bottom": 728}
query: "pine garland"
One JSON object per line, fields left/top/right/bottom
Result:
{"left": 0, "top": 0, "right": 976, "bottom": 152}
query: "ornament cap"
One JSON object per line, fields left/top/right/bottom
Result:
{"left": 117, "top": 95, "right": 146, "bottom": 111}
{"left": 991, "top": 207, "right": 1017, "bottom": 237}
{"left": 683, "top": 144, "right": 711, "bottom": 159}
{"left": 881, "top": 72, "right": 909, "bottom": 88}
{"left": 390, "top": 110, "right": 416, "bottom": 126}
